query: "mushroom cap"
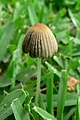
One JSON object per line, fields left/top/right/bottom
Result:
{"left": 22, "top": 23, "right": 58, "bottom": 58}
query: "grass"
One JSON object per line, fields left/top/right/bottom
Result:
{"left": 0, "top": 0, "right": 80, "bottom": 120}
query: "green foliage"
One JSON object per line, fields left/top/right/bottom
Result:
{"left": 11, "top": 98, "right": 30, "bottom": 120}
{"left": 0, "top": 0, "right": 80, "bottom": 120}
{"left": 0, "top": 89, "right": 26, "bottom": 120}
{"left": 0, "top": 22, "right": 16, "bottom": 62}
{"left": 33, "top": 106, "right": 57, "bottom": 120}
{"left": 57, "top": 70, "right": 68, "bottom": 120}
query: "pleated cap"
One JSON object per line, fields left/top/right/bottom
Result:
{"left": 22, "top": 23, "right": 58, "bottom": 58}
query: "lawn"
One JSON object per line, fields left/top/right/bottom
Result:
{"left": 0, "top": 0, "right": 80, "bottom": 120}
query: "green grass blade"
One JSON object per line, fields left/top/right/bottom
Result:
{"left": 33, "top": 106, "right": 57, "bottom": 120}
{"left": 66, "top": 31, "right": 73, "bottom": 71}
{"left": 11, "top": 98, "right": 30, "bottom": 120}
{"left": 28, "top": 5, "right": 38, "bottom": 25}
{"left": 76, "top": 96, "right": 80, "bottom": 120}
{"left": 38, "top": 94, "right": 46, "bottom": 110}
{"left": 0, "top": 22, "right": 16, "bottom": 62}
{"left": 47, "top": 70, "right": 54, "bottom": 115}
{"left": 68, "top": 9, "right": 77, "bottom": 28}
{"left": 0, "top": 89, "right": 26, "bottom": 120}
{"left": 6, "top": 35, "right": 24, "bottom": 88}
{"left": 45, "top": 61, "right": 61, "bottom": 78}
{"left": 57, "top": 70, "right": 68, "bottom": 120}
{"left": 0, "top": 76, "right": 11, "bottom": 87}
{"left": 42, "top": 93, "right": 78, "bottom": 107}
{"left": 64, "top": 107, "right": 76, "bottom": 120}
{"left": 16, "top": 65, "right": 37, "bottom": 83}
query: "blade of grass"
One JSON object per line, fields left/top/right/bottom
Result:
{"left": 38, "top": 94, "right": 46, "bottom": 110}
{"left": 57, "top": 69, "right": 68, "bottom": 120}
{"left": 0, "top": 22, "right": 16, "bottom": 62}
{"left": 76, "top": 75, "right": 80, "bottom": 120}
{"left": 33, "top": 106, "right": 57, "bottom": 120}
{"left": 53, "top": 55, "right": 64, "bottom": 68}
{"left": 11, "top": 98, "right": 30, "bottom": 120}
{"left": 16, "top": 65, "right": 37, "bottom": 84}
{"left": 28, "top": 5, "right": 38, "bottom": 25}
{"left": 45, "top": 61, "right": 61, "bottom": 78}
{"left": 76, "top": 96, "right": 80, "bottom": 120}
{"left": 0, "top": 89, "right": 26, "bottom": 120}
{"left": 42, "top": 93, "right": 78, "bottom": 107}
{"left": 64, "top": 107, "right": 76, "bottom": 120}
{"left": 46, "top": 70, "right": 54, "bottom": 115}
{"left": 39, "top": 5, "right": 44, "bottom": 22}
{"left": 66, "top": 31, "right": 73, "bottom": 71}
{"left": 68, "top": 9, "right": 77, "bottom": 28}
{"left": 6, "top": 35, "right": 24, "bottom": 88}
{"left": 0, "top": 76, "right": 11, "bottom": 87}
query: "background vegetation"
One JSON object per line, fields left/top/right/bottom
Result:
{"left": 0, "top": 0, "right": 80, "bottom": 120}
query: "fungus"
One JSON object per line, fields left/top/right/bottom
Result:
{"left": 22, "top": 23, "right": 58, "bottom": 58}
{"left": 22, "top": 23, "right": 58, "bottom": 105}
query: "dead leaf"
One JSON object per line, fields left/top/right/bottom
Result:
{"left": 67, "top": 77, "right": 79, "bottom": 91}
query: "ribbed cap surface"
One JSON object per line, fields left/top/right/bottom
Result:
{"left": 22, "top": 23, "right": 58, "bottom": 58}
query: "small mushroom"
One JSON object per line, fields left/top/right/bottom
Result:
{"left": 22, "top": 23, "right": 58, "bottom": 58}
{"left": 22, "top": 23, "right": 58, "bottom": 105}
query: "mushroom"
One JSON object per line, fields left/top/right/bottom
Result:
{"left": 22, "top": 23, "right": 58, "bottom": 58}
{"left": 22, "top": 23, "right": 58, "bottom": 105}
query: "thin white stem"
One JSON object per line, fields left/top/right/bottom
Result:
{"left": 35, "top": 58, "right": 41, "bottom": 105}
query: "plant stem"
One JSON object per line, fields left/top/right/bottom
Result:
{"left": 35, "top": 58, "right": 41, "bottom": 105}
{"left": 47, "top": 70, "right": 54, "bottom": 115}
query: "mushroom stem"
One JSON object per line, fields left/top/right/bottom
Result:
{"left": 35, "top": 58, "right": 41, "bottom": 105}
